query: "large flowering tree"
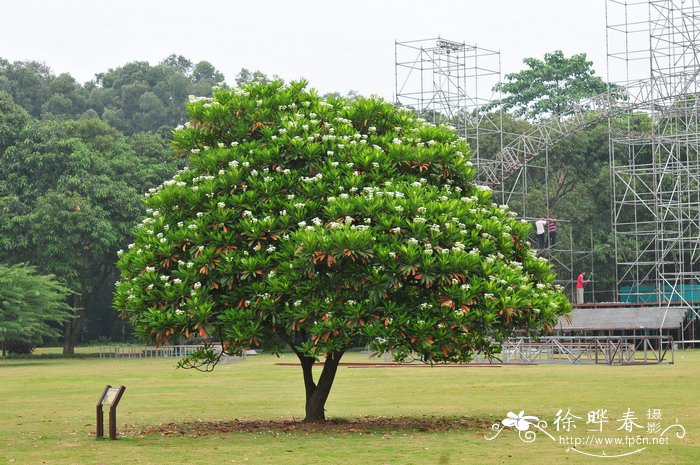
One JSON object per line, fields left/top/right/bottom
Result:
{"left": 115, "top": 81, "right": 571, "bottom": 421}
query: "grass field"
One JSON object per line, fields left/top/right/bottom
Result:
{"left": 0, "top": 350, "right": 698, "bottom": 465}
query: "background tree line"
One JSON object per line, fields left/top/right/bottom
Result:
{"left": 0, "top": 55, "right": 268, "bottom": 354}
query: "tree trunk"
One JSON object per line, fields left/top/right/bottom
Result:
{"left": 63, "top": 294, "right": 85, "bottom": 355}
{"left": 297, "top": 351, "right": 345, "bottom": 422}
{"left": 63, "top": 314, "right": 82, "bottom": 355}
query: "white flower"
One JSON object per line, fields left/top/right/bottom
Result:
{"left": 266, "top": 245, "right": 276, "bottom": 253}
{"left": 173, "top": 278, "right": 182, "bottom": 284}
{"left": 145, "top": 266, "right": 155, "bottom": 272}
{"left": 217, "top": 202, "right": 226, "bottom": 208}
{"left": 502, "top": 411, "right": 539, "bottom": 432}
{"left": 188, "top": 224, "right": 197, "bottom": 230}
{"left": 193, "top": 282, "right": 202, "bottom": 289}
{"left": 146, "top": 284, "right": 154, "bottom": 290}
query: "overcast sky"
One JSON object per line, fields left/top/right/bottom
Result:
{"left": 1, "top": 0, "right": 609, "bottom": 99}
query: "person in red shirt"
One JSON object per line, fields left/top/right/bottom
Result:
{"left": 547, "top": 218, "right": 557, "bottom": 248}
{"left": 576, "top": 272, "right": 590, "bottom": 304}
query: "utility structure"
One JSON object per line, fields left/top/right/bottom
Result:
{"left": 394, "top": 38, "right": 502, "bottom": 169}
{"left": 606, "top": 0, "right": 700, "bottom": 336}
{"left": 395, "top": 38, "right": 596, "bottom": 300}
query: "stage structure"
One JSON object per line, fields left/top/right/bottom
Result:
{"left": 395, "top": 38, "right": 597, "bottom": 300}
{"left": 394, "top": 38, "right": 502, "bottom": 168}
{"left": 606, "top": 0, "right": 700, "bottom": 335}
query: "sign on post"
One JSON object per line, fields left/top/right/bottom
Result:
{"left": 96, "top": 385, "right": 126, "bottom": 439}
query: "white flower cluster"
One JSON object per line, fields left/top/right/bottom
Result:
{"left": 301, "top": 173, "right": 323, "bottom": 183}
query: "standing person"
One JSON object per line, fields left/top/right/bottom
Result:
{"left": 535, "top": 218, "right": 547, "bottom": 249}
{"left": 547, "top": 218, "right": 558, "bottom": 248}
{"left": 576, "top": 272, "right": 590, "bottom": 304}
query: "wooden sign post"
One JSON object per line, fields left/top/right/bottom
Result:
{"left": 96, "top": 385, "right": 126, "bottom": 439}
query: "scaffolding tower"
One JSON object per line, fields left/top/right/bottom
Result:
{"left": 394, "top": 38, "right": 502, "bottom": 168}
{"left": 395, "top": 38, "right": 596, "bottom": 300}
{"left": 606, "top": 0, "right": 700, "bottom": 331}
{"left": 394, "top": 38, "right": 547, "bottom": 217}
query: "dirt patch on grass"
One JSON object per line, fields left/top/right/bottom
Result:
{"left": 123, "top": 416, "right": 494, "bottom": 437}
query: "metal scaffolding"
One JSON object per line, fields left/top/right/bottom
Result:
{"left": 395, "top": 37, "right": 596, "bottom": 300}
{"left": 606, "top": 0, "right": 700, "bottom": 331}
{"left": 394, "top": 38, "right": 502, "bottom": 168}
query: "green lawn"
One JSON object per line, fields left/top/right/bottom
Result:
{"left": 0, "top": 351, "right": 697, "bottom": 464}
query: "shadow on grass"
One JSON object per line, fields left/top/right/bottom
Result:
{"left": 123, "top": 416, "right": 495, "bottom": 437}
{"left": 0, "top": 361, "right": 54, "bottom": 368}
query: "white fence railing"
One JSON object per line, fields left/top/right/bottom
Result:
{"left": 98, "top": 344, "right": 251, "bottom": 363}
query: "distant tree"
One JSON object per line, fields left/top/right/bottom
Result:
{"left": 0, "top": 118, "right": 181, "bottom": 353}
{"left": 490, "top": 51, "right": 608, "bottom": 119}
{"left": 0, "top": 263, "right": 73, "bottom": 356}
{"left": 115, "top": 81, "right": 571, "bottom": 421}
{"left": 234, "top": 68, "right": 269, "bottom": 86}
{"left": 0, "top": 59, "right": 53, "bottom": 117}
{"left": 160, "top": 54, "right": 194, "bottom": 74}
{"left": 0, "top": 55, "right": 249, "bottom": 134}
{"left": 0, "top": 91, "right": 30, "bottom": 151}
{"left": 0, "top": 60, "right": 86, "bottom": 118}
{"left": 90, "top": 59, "right": 226, "bottom": 133}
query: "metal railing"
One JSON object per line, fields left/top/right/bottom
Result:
{"left": 98, "top": 344, "right": 247, "bottom": 364}
{"left": 486, "top": 335, "right": 674, "bottom": 365}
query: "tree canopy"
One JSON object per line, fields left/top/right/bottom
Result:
{"left": 0, "top": 55, "right": 226, "bottom": 134}
{"left": 490, "top": 50, "right": 608, "bottom": 119}
{"left": 0, "top": 263, "right": 73, "bottom": 355}
{"left": 0, "top": 117, "right": 182, "bottom": 352}
{"left": 115, "top": 80, "right": 571, "bottom": 421}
